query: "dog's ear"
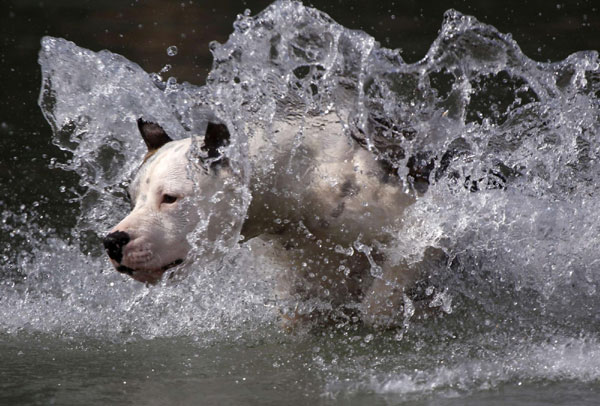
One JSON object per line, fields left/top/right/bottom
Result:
{"left": 202, "top": 122, "right": 230, "bottom": 159}
{"left": 137, "top": 118, "right": 173, "bottom": 152}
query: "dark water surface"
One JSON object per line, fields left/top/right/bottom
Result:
{"left": 2, "top": 329, "right": 600, "bottom": 405}
{"left": 2, "top": 0, "right": 600, "bottom": 405}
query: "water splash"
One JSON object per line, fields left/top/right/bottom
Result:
{"left": 30, "top": 0, "right": 600, "bottom": 344}
{"left": 2, "top": 0, "right": 599, "bottom": 399}
{"left": 325, "top": 335, "right": 600, "bottom": 400}
{"left": 200, "top": 0, "right": 600, "bottom": 327}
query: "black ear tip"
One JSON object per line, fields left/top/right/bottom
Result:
{"left": 137, "top": 118, "right": 173, "bottom": 151}
{"left": 202, "top": 121, "right": 231, "bottom": 159}
{"left": 137, "top": 118, "right": 152, "bottom": 132}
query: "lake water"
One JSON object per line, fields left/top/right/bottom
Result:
{"left": 2, "top": 0, "right": 600, "bottom": 404}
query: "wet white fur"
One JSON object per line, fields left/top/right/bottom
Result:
{"left": 110, "top": 113, "right": 418, "bottom": 325}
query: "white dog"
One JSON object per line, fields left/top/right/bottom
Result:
{"left": 104, "top": 114, "right": 423, "bottom": 326}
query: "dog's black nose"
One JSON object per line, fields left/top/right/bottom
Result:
{"left": 103, "top": 231, "right": 130, "bottom": 263}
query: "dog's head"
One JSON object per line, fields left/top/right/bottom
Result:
{"left": 103, "top": 119, "right": 231, "bottom": 284}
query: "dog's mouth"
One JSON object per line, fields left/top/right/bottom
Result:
{"left": 116, "top": 259, "right": 184, "bottom": 284}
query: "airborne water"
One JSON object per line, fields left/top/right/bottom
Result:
{"left": 2, "top": 0, "right": 600, "bottom": 404}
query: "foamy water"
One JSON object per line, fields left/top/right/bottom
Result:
{"left": 2, "top": 0, "right": 600, "bottom": 402}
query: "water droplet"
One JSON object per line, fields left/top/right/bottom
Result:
{"left": 166, "top": 45, "right": 178, "bottom": 56}
{"left": 166, "top": 77, "right": 178, "bottom": 90}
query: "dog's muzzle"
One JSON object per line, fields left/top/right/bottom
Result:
{"left": 103, "top": 231, "right": 130, "bottom": 263}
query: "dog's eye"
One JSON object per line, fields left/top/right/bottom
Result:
{"left": 161, "top": 194, "right": 178, "bottom": 204}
